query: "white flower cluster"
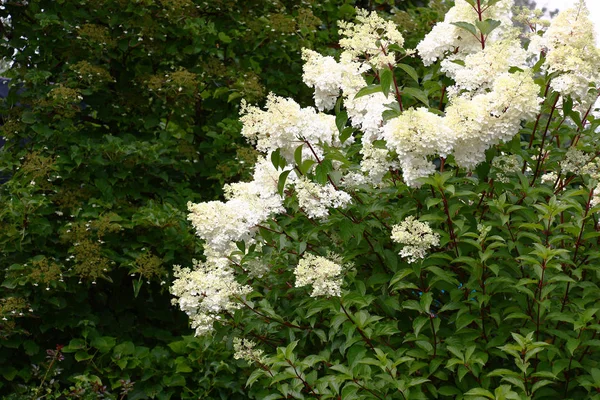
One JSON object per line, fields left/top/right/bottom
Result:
{"left": 528, "top": 0, "right": 600, "bottom": 101}
{"left": 561, "top": 148, "right": 592, "bottom": 175}
{"left": 171, "top": 260, "right": 251, "bottom": 336}
{"left": 240, "top": 93, "right": 340, "bottom": 163}
{"left": 591, "top": 183, "right": 600, "bottom": 209}
{"left": 301, "top": 49, "right": 345, "bottom": 112}
{"left": 187, "top": 157, "right": 285, "bottom": 254}
{"left": 338, "top": 8, "right": 405, "bottom": 69}
{"left": 360, "top": 143, "right": 397, "bottom": 180}
{"left": 492, "top": 154, "right": 522, "bottom": 183}
{"left": 391, "top": 216, "right": 440, "bottom": 263}
{"left": 417, "top": 0, "right": 514, "bottom": 66}
{"left": 446, "top": 71, "right": 541, "bottom": 169}
{"left": 301, "top": 3, "right": 542, "bottom": 187}
{"left": 540, "top": 171, "right": 558, "bottom": 185}
{"left": 301, "top": 49, "right": 393, "bottom": 142}
{"left": 294, "top": 253, "right": 344, "bottom": 297}
{"left": 232, "top": 337, "right": 265, "bottom": 364}
{"left": 302, "top": 12, "right": 399, "bottom": 185}
{"left": 295, "top": 177, "right": 352, "bottom": 219}
{"left": 441, "top": 37, "right": 528, "bottom": 97}
{"left": 382, "top": 108, "right": 453, "bottom": 187}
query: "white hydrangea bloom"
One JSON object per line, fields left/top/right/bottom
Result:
{"left": 446, "top": 71, "right": 542, "bottom": 168}
{"left": 541, "top": 171, "right": 558, "bottom": 184}
{"left": 391, "top": 216, "right": 440, "bottom": 263}
{"left": 338, "top": 8, "right": 405, "bottom": 69}
{"left": 187, "top": 200, "right": 262, "bottom": 254}
{"left": 294, "top": 253, "right": 344, "bottom": 297}
{"left": 591, "top": 183, "right": 600, "bottom": 209}
{"left": 441, "top": 37, "right": 528, "bottom": 95}
{"left": 294, "top": 177, "right": 352, "bottom": 219}
{"left": 417, "top": 0, "right": 514, "bottom": 66}
{"left": 171, "top": 260, "right": 251, "bottom": 336}
{"left": 358, "top": 142, "right": 397, "bottom": 186}
{"left": 382, "top": 107, "right": 453, "bottom": 187}
{"left": 399, "top": 156, "right": 438, "bottom": 188}
{"left": 233, "top": 337, "right": 265, "bottom": 364}
{"left": 561, "top": 148, "right": 592, "bottom": 175}
{"left": 240, "top": 93, "right": 340, "bottom": 163}
{"left": 301, "top": 47, "right": 394, "bottom": 141}
{"left": 302, "top": 49, "right": 344, "bottom": 111}
{"left": 530, "top": 1, "right": 600, "bottom": 100}
{"left": 582, "top": 159, "right": 600, "bottom": 180}
{"left": 335, "top": 53, "right": 395, "bottom": 142}
{"left": 187, "top": 157, "right": 287, "bottom": 254}
{"left": 383, "top": 107, "right": 453, "bottom": 159}
{"left": 491, "top": 154, "right": 521, "bottom": 183}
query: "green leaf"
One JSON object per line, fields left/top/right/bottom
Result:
{"left": 300, "top": 159, "right": 316, "bottom": 175}
{"left": 21, "top": 111, "right": 36, "bottom": 124}
{"left": 91, "top": 336, "right": 116, "bottom": 353}
{"left": 475, "top": 19, "right": 501, "bottom": 36}
{"left": 485, "top": 0, "right": 503, "bottom": 7}
{"left": 0, "top": 367, "right": 18, "bottom": 381}
{"left": 438, "top": 386, "right": 462, "bottom": 396}
{"left": 354, "top": 84, "right": 383, "bottom": 99}
{"left": 271, "top": 149, "right": 286, "bottom": 170}
{"left": 278, "top": 170, "right": 291, "bottom": 197}
{"left": 218, "top": 31, "right": 232, "bottom": 43}
{"left": 294, "top": 144, "right": 304, "bottom": 167}
{"left": 175, "top": 357, "right": 193, "bottom": 373}
{"left": 133, "top": 278, "right": 143, "bottom": 298}
{"left": 168, "top": 341, "right": 187, "bottom": 355}
{"left": 402, "top": 87, "right": 429, "bottom": 107}
{"left": 113, "top": 341, "right": 135, "bottom": 357}
{"left": 465, "top": 388, "right": 494, "bottom": 398}
{"left": 246, "top": 368, "right": 267, "bottom": 387}
{"left": 451, "top": 21, "right": 478, "bottom": 37}
{"left": 340, "top": 127, "right": 354, "bottom": 143}
{"left": 380, "top": 69, "right": 393, "bottom": 98}
{"left": 336, "top": 111, "right": 348, "bottom": 134}
{"left": 390, "top": 269, "right": 413, "bottom": 288}
{"left": 63, "top": 338, "right": 86, "bottom": 353}
{"left": 284, "top": 340, "right": 298, "bottom": 359}
{"left": 75, "top": 350, "right": 93, "bottom": 361}
{"left": 397, "top": 63, "right": 419, "bottom": 83}
{"left": 163, "top": 374, "right": 186, "bottom": 387}
{"left": 23, "top": 340, "right": 40, "bottom": 356}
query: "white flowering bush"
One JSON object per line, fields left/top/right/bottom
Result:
{"left": 172, "top": 1, "right": 600, "bottom": 398}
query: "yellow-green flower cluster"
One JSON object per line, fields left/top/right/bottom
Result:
{"left": 391, "top": 216, "right": 440, "bottom": 263}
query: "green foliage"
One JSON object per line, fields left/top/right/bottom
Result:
{"left": 166, "top": 4, "right": 600, "bottom": 400}
{"left": 0, "top": 0, "right": 449, "bottom": 398}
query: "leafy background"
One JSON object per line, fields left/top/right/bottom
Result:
{"left": 0, "top": 0, "right": 449, "bottom": 398}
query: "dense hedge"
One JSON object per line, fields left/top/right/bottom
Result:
{"left": 0, "top": 0, "right": 448, "bottom": 398}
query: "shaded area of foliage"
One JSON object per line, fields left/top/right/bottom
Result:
{"left": 0, "top": 0, "right": 448, "bottom": 398}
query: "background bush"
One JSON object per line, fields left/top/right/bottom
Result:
{"left": 0, "top": 0, "right": 448, "bottom": 398}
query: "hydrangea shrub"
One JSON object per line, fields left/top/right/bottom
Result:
{"left": 173, "top": 1, "right": 600, "bottom": 398}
